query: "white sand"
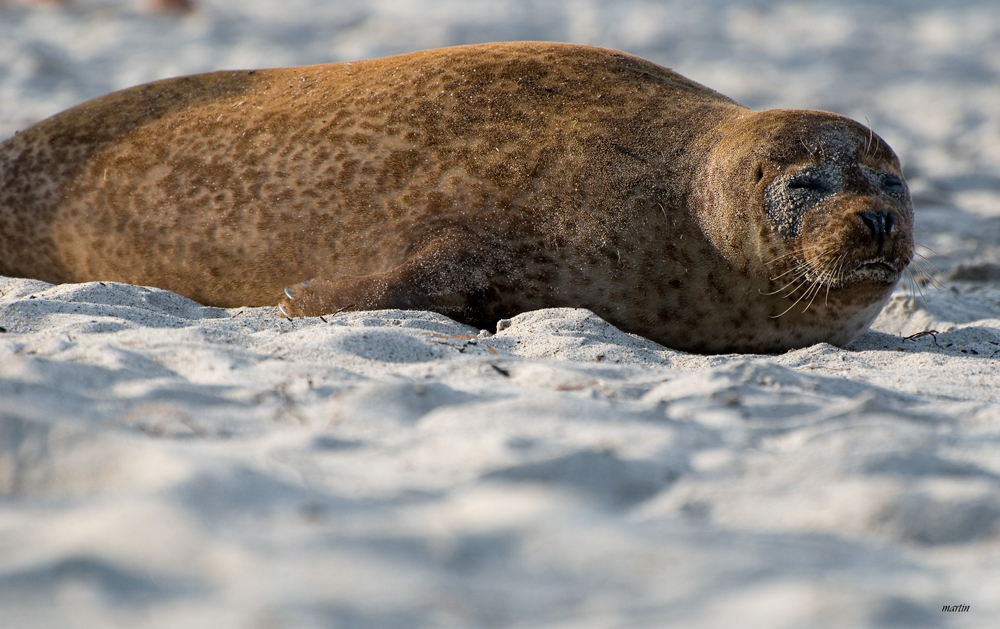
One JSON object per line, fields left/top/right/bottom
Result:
{"left": 2, "top": 1, "right": 999, "bottom": 627}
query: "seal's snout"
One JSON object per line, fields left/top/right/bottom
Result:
{"left": 847, "top": 204, "right": 911, "bottom": 284}
{"left": 858, "top": 209, "right": 894, "bottom": 254}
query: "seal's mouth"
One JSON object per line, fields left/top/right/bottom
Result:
{"left": 852, "top": 259, "right": 900, "bottom": 283}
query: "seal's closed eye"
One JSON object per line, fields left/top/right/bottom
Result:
{"left": 882, "top": 174, "right": 904, "bottom": 191}
{"left": 787, "top": 176, "right": 831, "bottom": 192}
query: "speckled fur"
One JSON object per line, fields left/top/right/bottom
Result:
{"left": 0, "top": 42, "right": 913, "bottom": 353}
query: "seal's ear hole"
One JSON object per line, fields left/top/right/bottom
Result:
{"left": 754, "top": 165, "right": 764, "bottom": 183}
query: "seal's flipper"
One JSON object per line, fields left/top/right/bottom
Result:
{"left": 278, "top": 242, "right": 501, "bottom": 322}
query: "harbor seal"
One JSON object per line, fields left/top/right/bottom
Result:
{"left": 0, "top": 42, "right": 913, "bottom": 353}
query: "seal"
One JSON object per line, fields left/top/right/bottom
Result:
{"left": 0, "top": 42, "right": 913, "bottom": 353}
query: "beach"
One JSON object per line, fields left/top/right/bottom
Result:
{"left": 1, "top": 1, "right": 999, "bottom": 626}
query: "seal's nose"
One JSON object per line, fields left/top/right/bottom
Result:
{"left": 859, "top": 210, "right": 893, "bottom": 254}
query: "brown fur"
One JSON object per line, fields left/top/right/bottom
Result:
{"left": 0, "top": 42, "right": 913, "bottom": 353}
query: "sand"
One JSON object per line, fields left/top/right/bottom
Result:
{"left": 1, "top": 0, "right": 999, "bottom": 627}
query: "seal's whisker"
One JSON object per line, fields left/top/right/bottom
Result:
{"left": 801, "top": 278, "right": 824, "bottom": 313}
{"left": 787, "top": 273, "right": 815, "bottom": 297}
{"left": 907, "top": 259, "right": 944, "bottom": 290}
{"left": 900, "top": 267, "right": 937, "bottom": 308}
{"left": 904, "top": 251, "right": 942, "bottom": 286}
{"left": 911, "top": 250, "right": 943, "bottom": 278}
{"left": 908, "top": 257, "right": 939, "bottom": 279}
{"left": 765, "top": 242, "right": 839, "bottom": 271}
{"left": 837, "top": 251, "right": 849, "bottom": 279}
{"left": 763, "top": 250, "right": 800, "bottom": 266}
{"left": 775, "top": 248, "right": 850, "bottom": 315}
{"left": 835, "top": 252, "right": 848, "bottom": 280}
{"left": 761, "top": 279, "right": 805, "bottom": 298}
{"left": 797, "top": 243, "right": 840, "bottom": 261}
{"left": 771, "top": 265, "right": 829, "bottom": 318}
{"left": 821, "top": 254, "right": 847, "bottom": 307}
{"left": 761, "top": 266, "right": 811, "bottom": 296}
{"left": 834, "top": 252, "right": 848, "bottom": 281}
{"left": 801, "top": 256, "right": 840, "bottom": 312}
{"left": 765, "top": 243, "right": 848, "bottom": 302}
{"left": 771, "top": 282, "right": 816, "bottom": 318}
{"left": 767, "top": 265, "right": 801, "bottom": 282}
{"left": 778, "top": 274, "right": 814, "bottom": 298}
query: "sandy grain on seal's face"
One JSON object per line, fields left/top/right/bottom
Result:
{"left": 0, "top": 42, "right": 913, "bottom": 353}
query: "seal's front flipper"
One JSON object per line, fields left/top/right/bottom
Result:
{"left": 278, "top": 276, "right": 387, "bottom": 318}
{"left": 277, "top": 242, "right": 502, "bottom": 325}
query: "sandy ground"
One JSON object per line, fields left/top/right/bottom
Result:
{"left": 1, "top": 1, "right": 999, "bottom": 627}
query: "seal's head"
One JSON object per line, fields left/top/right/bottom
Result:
{"left": 695, "top": 108, "right": 914, "bottom": 321}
